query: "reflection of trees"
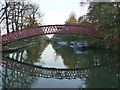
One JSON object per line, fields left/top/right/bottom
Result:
{"left": 24, "top": 43, "right": 47, "bottom": 64}
{"left": 2, "top": 57, "right": 119, "bottom": 88}
{"left": 52, "top": 43, "right": 118, "bottom": 69}
{"left": 86, "top": 63, "right": 119, "bottom": 88}
{"left": 2, "top": 63, "right": 38, "bottom": 88}
{"left": 2, "top": 43, "right": 119, "bottom": 88}
{"left": 52, "top": 44, "right": 119, "bottom": 88}
{"left": 3, "top": 43, "right": 47, "bottom": 65}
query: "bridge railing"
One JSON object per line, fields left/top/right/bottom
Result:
{"left": 1, "top": 25, "right": 105, "bottom": 45}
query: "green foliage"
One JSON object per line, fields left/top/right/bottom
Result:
{"left": 79, "top": 2, "right": 119, "bottom": 43}
{"left": 52, "top": 42, "right": 118, "bottom": 69}
{"left": 53, "top": 2, "right": 119, "bottom": 52}
{"left": 60, "top": 2, "right": 119, "bottom": 52}
{"left": 65, "top": 12, "right": 77, "bottom": 25}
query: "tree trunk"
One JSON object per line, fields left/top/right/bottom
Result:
{"left": 5, "top": 2, "right": 9, "bottom": 33}
{"left": 12, "top": 14, "right": 14, "bottom": 32}
{"left": 20, "top": 12, "right": 23, "bottom": 29}
{"left": 16, "top": 4, "right": 20, "bottom": 31}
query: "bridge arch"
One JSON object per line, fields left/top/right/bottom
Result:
{"left": 1, "top": 25, "right": 105, "bottom": 45}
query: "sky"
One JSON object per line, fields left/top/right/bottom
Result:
{"left": 32, "top": 0, "right": 89, "bottom": 25}
{"left": 31, "top": 0, "right": 89, "bottom": 38}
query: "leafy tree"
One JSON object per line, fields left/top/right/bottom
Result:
{"left": 53, "top": 1, "right": 119, "bottom": 52}
{"left": 65, "top": 12, "right": 77, "bottom": 25}
{"left": 78, "top": 2, "right": 120, "bottom": 51}
{"left": 0, "top": 1, "right": 43, "bottom": 33}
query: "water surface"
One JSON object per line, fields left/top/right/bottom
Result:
{"left": 1, "top": 43, "right": 119, "bottom": 88}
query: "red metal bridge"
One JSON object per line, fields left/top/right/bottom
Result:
{"left": 1, "top": 25, "right": 119, "bottom": 45}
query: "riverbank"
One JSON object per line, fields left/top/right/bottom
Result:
{"left": 2, "top": 41, "right": 40, "bottom": 52}
{"left": 52, "top": 40, "right": 119, "bottom": 55}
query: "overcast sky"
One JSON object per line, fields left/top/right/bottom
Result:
{"left": 32, "top": 0, "right": 89, "bottom": 25}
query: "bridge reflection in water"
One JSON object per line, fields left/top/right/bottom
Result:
{"left": 1, "top": 57, "right": 119, "bottom": 88}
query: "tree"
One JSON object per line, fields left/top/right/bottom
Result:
{"left": 85, "top": 2, "right": 119, "bottom": 40}
{"left": 78, "top": 1, "right": 120, "bottom": 51}
{"left": 0, "top": 1, "right": 10, "bottom": 33}
{"left": 65, "top": 12, "right": 77, "bottom": 25}
{"left": 25, "top": 4, "right": 43, "bottom": 28}
{"left": 0, "top": 1, "right": 43, "bottom": 34}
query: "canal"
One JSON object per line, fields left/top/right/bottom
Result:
{"left": 1, "top": 42, "right": 119, "bottom": 88}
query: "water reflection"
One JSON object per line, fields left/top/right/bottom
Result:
{"left": 34, "top": 44, "right": 68, "bottom": 69}
{"left": 2, "top": 58, "right": 38, "bottom": 88}
{"left": 2, "top": 43, "right": 119, "bottom": 88}
{"left": 3, "top": 43, "right": 118, "bottom": 69}
{"left": 31, "top": 78, "right": 86, "bottom": 88}
{"left": 0, "top": 59, "right": 2, "bottom": 90}
{"left": 52, "top": 43, "right": 118, "bottom": 69}
{"left": 74, "top": 48, "right": 88, "bottom": 55}
{"left": 1, "top": 57, "right": 119, "bottom": 88}
{"left": 3, "top": 43, "right": 47, "bottom": 65}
